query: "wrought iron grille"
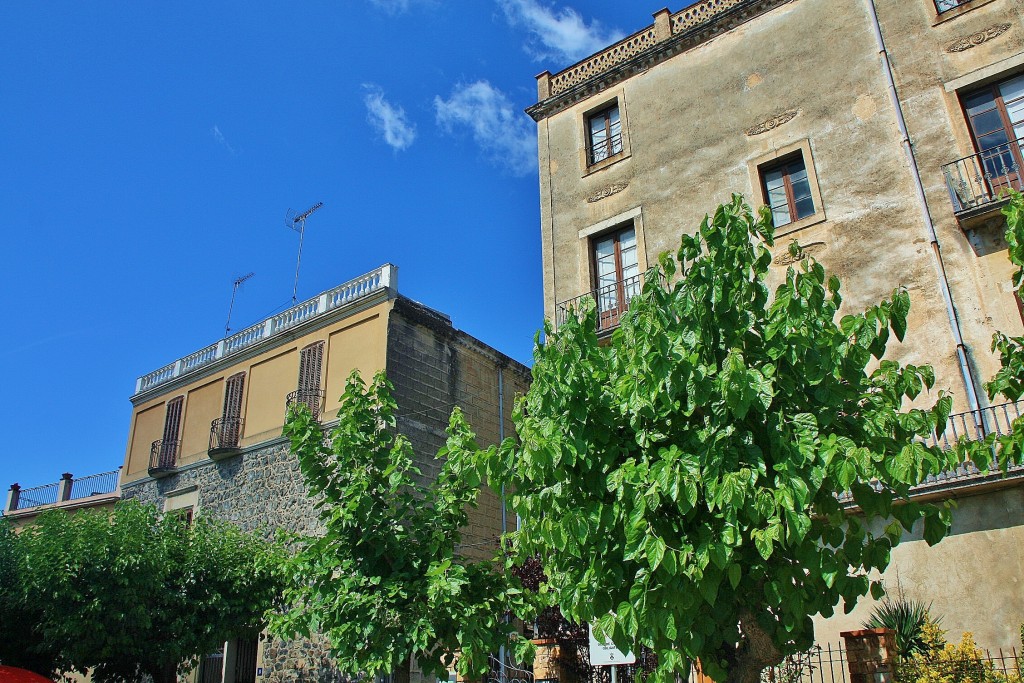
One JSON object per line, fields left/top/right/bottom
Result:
{"left": 556, "top": 272, "right": 644, "bottom": 334}
{"left": 150, "top": 439, "right": 179, "bottom": 471}
{"left": 286, "top": 389, "right": 325, "bottom": 417}
{"left": 210, "top": 416, "right": 244, "bottom": 452}
{"left": 588, "top": 131, "right": 624, "bottom": 166}
{"left": 941, "top": 136, "right": 1023, "bottom": 214}
{"left": 485, "top": 653, "right": 535, "bottom": 683}
{"left": 14, "top": 482, "right": 60, "bottom": 510}
{"left": 925, "top": 399, "right": 1024, "bottom": 450}
{"left": 67, "top": 470, "right": 119, "bottom": 500}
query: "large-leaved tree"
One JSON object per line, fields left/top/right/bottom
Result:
{"left": 468, "top": 196, "right": 964, "bottom": 683}
{"left": 272, "top": 372, "right": 531, "bottom": 683}
{"left": 4, "top": 500, "right": 283, "bottom": 683}
{"left": 975, "top": 191, "right": 1024, "bottom": 470}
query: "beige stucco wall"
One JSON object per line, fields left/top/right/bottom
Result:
{"left": 813, "top": 484, "right": 1024, "bottom": 649}
{"left": 532, "top": 0, "right": 1024, "bottom": 655}
{"left": 536, "top": 0, "right": 1024, "bottom": 413}
{"left": 122, "top": 301, "right": 391, "bottom": 484}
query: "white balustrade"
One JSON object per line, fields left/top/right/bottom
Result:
{"left": 134, "top": 265, "right": 397, "bottom": 395}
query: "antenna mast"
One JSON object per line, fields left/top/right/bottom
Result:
{"left": 285, "top": 201, "right": 324, "bottom": 304}
{"left": 225, "top": 272, "right": 255, "bottom": 337}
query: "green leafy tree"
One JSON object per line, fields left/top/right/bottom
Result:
{"left": 0, "top": 519, "right": 60, "bottom": 674}
{"left": 10, "top": 500, "right": 283, "bottom": 683}
{"left": 975, "top": 191, "right": 1024, "bottom": 471}
{"left": 470, "top": 196, "right": 962, "bottom": 683}
{"left": 272, "top": 371, "right": 531, "bottom": 683}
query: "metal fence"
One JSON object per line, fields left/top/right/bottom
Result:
{"left": 67, "top": 469, "right": 119, "bottom": 500}
{"left": 941, "top": 135, "right": 1022, "bottom": 214}
{"left": 14, "top": 481, "right": 60, "bottom": 510}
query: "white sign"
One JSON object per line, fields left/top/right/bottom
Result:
{"left": 588, "top": 625, "right": 636, "bottom": 666}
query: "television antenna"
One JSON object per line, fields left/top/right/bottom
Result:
{"left": 225, "top": 272, "right": 255, "bottom": 337}
{"left": 285, "top": 201, "right": 324, "bottom": 304}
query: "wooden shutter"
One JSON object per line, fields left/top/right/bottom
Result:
{"left": 222, "top": 373, "right": 245, "bottom": 420}
{"left": 297, "top": 342, "right": 325, "bottom": 414}
{"left": 220, "top": 372, "right": 246, "bottom": 447}
{"left": 298, "top": 342, "right": 324, "bottom": 392}
{"left": 161, "top": 396, "right": 184, "bottom": 464}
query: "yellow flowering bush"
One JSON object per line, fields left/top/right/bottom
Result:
{"left": 894, "top": 623, "right": 1022, "bottom": 683}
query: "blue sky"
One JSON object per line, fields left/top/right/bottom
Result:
{"left": 0, "top": 1, "right": 676, "bottom": 491}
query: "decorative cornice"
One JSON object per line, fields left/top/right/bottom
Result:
{"left": 745, "top": 110, "right": 799, "bottom": 136}
{"left": 946, "top": 23, "right": 1011, "bottom": 53}
{"left": 587, "top": 182, "right": 629, "bottom": 203}
{"left": 527, "top": 0, "right": 794, "bottom": 122}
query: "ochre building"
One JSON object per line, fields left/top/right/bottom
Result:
{"left": 120, "top": 264, "right": 530, "bottom": 683}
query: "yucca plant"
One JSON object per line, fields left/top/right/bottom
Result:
{"left": 863, "top": 597, "right": 938, "bottom": 657}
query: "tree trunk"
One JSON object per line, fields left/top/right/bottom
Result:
{"left": 392, "top": 656, "right": 412, "bottom": 683}
{"left": 721, "top": 612, "right": 784, "bottom": 683}
{"left": 151, "top": 662, "right": 179, "bottom": 683}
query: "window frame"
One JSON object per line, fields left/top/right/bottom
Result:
{"left": 959, "top": 77, "right": 1024, "bottom": 198}
{"left": 589, "top": 223, "right": 641, "bottom": 330}
{"left": 587, "top": 104, "right": 623, "bottom": 166}
{"left": 580, "top": 94, "right": 631, "bottom": 175}
{"left": 931, "top": 0, "right": 996, "bottom": 22}
{"left": 747, "top": 140, "right": 826, "bottom": 237}
{"left": 760, "top": 153, "right": 816, "bottom": 228}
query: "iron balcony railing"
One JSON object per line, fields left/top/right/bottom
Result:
{"left": 556, "top": 272, "right": 644, "bottom": 334}
{"left": 587, "top": 131, "right": 623, "bottom": 166}
{"left": 150, "top": 439, "right": 179, "bottom": 473}
{"left": 14, "top": 482, "right": 60, "bottom": 510}
{"left": 8, "top": 469, "right": 120, "bottom": 512}
{"left": 915, "top": 400, "right": 1024, "bottom": 487}
{"left": 209, "top": 417, "right": 244, "bottom": 454}
{"left": 286, "top": 389, "right": 325, "bottom": 418}
{"left": 941, "top": 137, "right": 1023, "bottom": 216}
{"left": 67, "top": 470, "right": 119, "bottom": 500}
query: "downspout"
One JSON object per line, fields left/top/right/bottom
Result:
{"left": 498, "top": 365, "right": 508, "bottom": 679}
{"left": 864, "top": 0, "right": 983, "bottom": 417}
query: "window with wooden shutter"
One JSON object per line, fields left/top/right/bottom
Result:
{"left": 158, "top": 396, "right": 184, "bottom": 468}
{"left": 295, "top": 342, "right": 325, "bottom": 415}
{"left": 211, "top": 372, "right": 246, "bottom": 452}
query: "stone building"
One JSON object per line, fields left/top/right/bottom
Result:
{"left": 526, "top": 0, "right": 1024, "bottom": 647}
{"left": 120, "top": 264, "right": 530, "bottom": 683}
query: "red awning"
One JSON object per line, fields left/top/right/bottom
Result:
{"left": 0, "top": 667, "right": 57, "bottom": 683}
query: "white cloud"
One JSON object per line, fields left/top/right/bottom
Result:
{"left": 364, "top": 86, "right": 417, "bottom": 152}
{"left": 210, "top": 125, "right": 237, "bottom": 155}
{"left": 498, "top": 0, "right": 623, "bottom": 64}
{"left": 434, "top": 80, "right": 536, "bottom": 176}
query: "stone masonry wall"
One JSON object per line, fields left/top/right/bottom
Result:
{"left": 122, "top": 442, "right": 350, "bottom": 683}
{"left": 386, "top": 295, "right": 532, "bottom": 564}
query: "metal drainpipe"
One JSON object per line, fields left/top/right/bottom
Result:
{"left": 498, "top": 365, "right": 508, "bottom": 680}
{"left": 864, "top": 0, "right": 983, "bottom": 417}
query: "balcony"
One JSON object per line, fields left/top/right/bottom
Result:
{"left": 286, "top": 389, "right": 325, "bottom": 419}
{"left": 149, "top": 439, "right": 179, "bottom": 478}
{"left": 209, "top": 417, "right": 244, "bottom": 461}
{"left": 556, "top": 273, "right": 643, "bottom": 334}
{"left": 5, "top": 469, "right": 121, "bottom": 515}
{"left": 941, "top": 139, "right": 1022, "bottom": 223}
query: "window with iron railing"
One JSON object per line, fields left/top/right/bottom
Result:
{"left": 587, "top": 103, "right": 623, "bottom": 165}
{"left": 943, "top": 73, "right": 1024, "bottom": 214}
